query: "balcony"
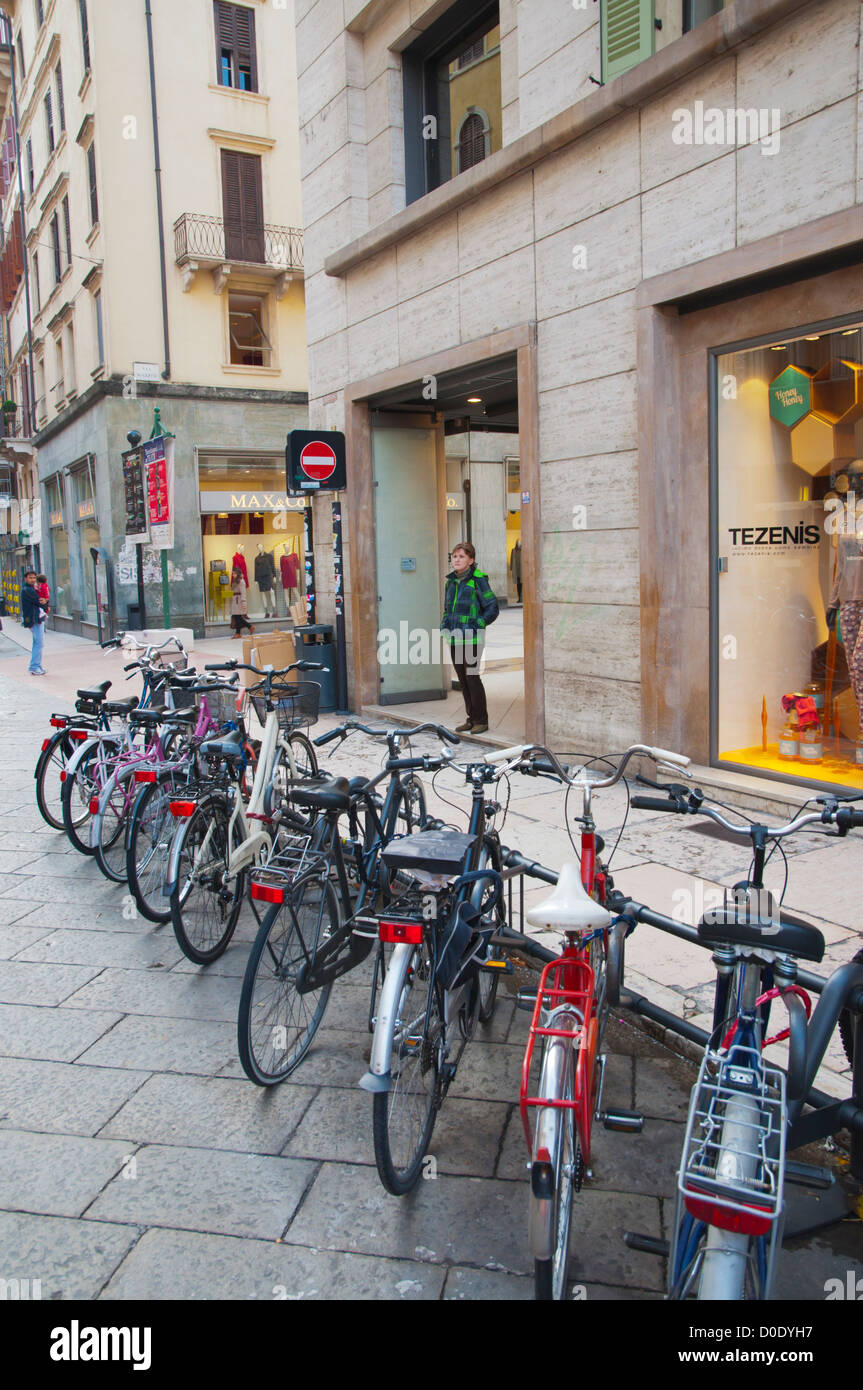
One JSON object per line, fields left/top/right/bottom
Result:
{"left": 173, "top": 213, "right": 303, "bottom": 296}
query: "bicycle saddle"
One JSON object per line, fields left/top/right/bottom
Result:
{"left": 200, "top": 729, "right": 246, "bottom": 761}
{"left": 289, "top": 776, "right": 352, "bottom": 812}
{"left": 697, "top": 906, "right": 825, "bottom": 963}
{"left": 130, "top": 706, "right": 167, "bottom": 723}
{"left": 161, "top": 707, "right": 198, "bottom": 724}
{"left": 76, "top": 680, "right": 112, "bottom": 701}
{"left": 526, "top": 862, "right": 613, "bottom": 934}
{"left": 102, "top": 697, "right": 140, "bottom": 715}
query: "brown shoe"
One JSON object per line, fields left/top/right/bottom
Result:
{"left": 470, "top": 722, "right": 489, "bottom": 734}
{"left": 455, "top": 719, "right": 473, "bottom": 733}
{"left": 249, "top": 625, "right": 255, "bottom": 634}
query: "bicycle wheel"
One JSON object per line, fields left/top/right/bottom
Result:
{"left": 169, "top": 794, "right": 244, "bottom": 964}
{"left": 530, "top": 1032, "right": 578, "bottom": 1299}
{"left": 61, "top": 738, "right": 120, "bottom": 855}
{"left": 839, "top": 946, "right": 863, "bottom": 1065}
{"left": 265, "top": 730, "right": 319, "bottom": 823}
{"left": 372, "top": 936, "right": 442, "bottom": 1195}
{"left": 474, "top": 844, "right": 504, "bottom": 1025}
{"left": 35, "top": 730, "right": 75, "bottom": 830}
{"left": 126, "top": 769, "right": 185, "bottom": 922}
{"left": 237, "top": 872, "right": 338, "bottom": 1085}
{"left": 696, "top": 1090, "right": 764, "bottom": 1300}
{"left": 397, "top": 775, "right": 426, "bottom": 832}
{"left": 94, "top": 765, "right": 141, "bottom": 883}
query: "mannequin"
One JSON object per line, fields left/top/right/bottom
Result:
{"left": 231, "top": 544, "right": 248, "bottom": 587}
{"left": 254, "top": 543, "right": 277, "bottom": 617}
{"left": 826, "top": 520, "right": 863, "bottom": 727}
{"left": 277, "top": 541, "right": 301, "bottom": 602}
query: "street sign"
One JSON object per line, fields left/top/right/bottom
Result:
{"left": 287, "top": 429, "right": 346, "bottom": 494}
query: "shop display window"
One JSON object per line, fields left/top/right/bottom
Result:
{"left": 714, "top": 319, "right": 863, "bottom": 788}
{"left": 198, "top": 453, "right": 305, "bottom": 624}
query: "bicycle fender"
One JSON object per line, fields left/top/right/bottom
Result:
{"left": 358, "top": 940, "right": 414, "bottom": 1094}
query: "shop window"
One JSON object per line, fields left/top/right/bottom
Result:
{"left": 214, "top": 2, "right": 257, "bottom": 93}
{"left": 402, "top": 2, "right": 500, "bottom": 204}
{"left": 228, "top": 292, "right": 271, "bottom": 366}
{"left": 714, "top": 319, "right": 863, "bottom": 790}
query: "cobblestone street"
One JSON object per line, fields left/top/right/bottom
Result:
{"left": 0, "top": 627, "right": 860, "bottom": 1300}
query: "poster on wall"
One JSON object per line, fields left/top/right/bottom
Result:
{"left": 143, "top": 435, "right": 174, "bottom": 549}
{"left": 122, "top": 446, "right": 149, "bottom": 542}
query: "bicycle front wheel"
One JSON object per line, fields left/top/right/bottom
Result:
{"left": 237, "top": 872, "right": 337, "bottom": 1084}
{"left": 372, "top": 937, "right": 442, "bottom": 1195}
{"left": 169, "top": 795, "right": 244, "bottom": 964}
{"left": 265, "top": 731, "right": 319, "bottom": 822}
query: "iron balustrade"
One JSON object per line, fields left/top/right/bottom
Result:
{"left": 173, "top": 212, "right": 304, "bottom": 272}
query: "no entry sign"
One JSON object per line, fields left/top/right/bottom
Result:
{"left": 287, "top": 429, "right": 346, "bottom": 493}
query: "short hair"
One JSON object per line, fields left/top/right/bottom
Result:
{"left": 24, "top": 569, "right": 37, "bottom": 579}
{"left": 36, "top": 573, "right": 47, "bottom": 583}
{"left": 451, "top": 540, "right": 475, "bottom": 561}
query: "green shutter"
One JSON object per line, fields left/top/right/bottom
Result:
{"left": 601, "top": 0, "right": 654, "bottom": 84}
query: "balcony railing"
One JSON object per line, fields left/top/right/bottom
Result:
{"left": 173, "top": 213, "right": 304, "bottom": 273}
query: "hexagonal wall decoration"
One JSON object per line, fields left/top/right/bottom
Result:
{"left": 811, "top": 358, "right": 863, "bottom": 425}
{"left": 790, "top": 416, "right": 856, "bottom": 476}
{"left": 769, "top": 365, "right": 812, "bottom": 428}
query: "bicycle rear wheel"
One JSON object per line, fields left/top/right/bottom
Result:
{"left": 94, "top": 765, "right": 141, "bottom": 883}
{"left": 372, "top": 937, "right": 442, "bottom": 1194}
{"left": 169, "top": 795, "right": 244, "bottom": 964}
{"left": 237, "top": 872, "right": 337, "bottom": 1084}
{"left": 126, "top": 770, "right": 185, "bottom": 922}
{"left": 265, "top": 731, "right": 319, "bottom": 823}
{"left": 35, "top": 730, "right": 75, "bottom": 830}
{"left": 530, "top": 1028, "right": 578, "bottom": 1300}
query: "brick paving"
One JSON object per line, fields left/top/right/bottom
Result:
{"left": 0, "top": 625, "right": 860, "bottom": 1300}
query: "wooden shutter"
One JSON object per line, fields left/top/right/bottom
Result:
{"left": 44, "top": 89, "right": 54, "bottom": 152}
{"left": 62, "top": 196, "right": 71, "bottom": 268}
{"left": 601, "top": 0, "right": 654, "bottom": 84}
{"left": 234, "top": 5, "right": 257, "bottom": 91}
{"left": 56, "top": 61, "right": 66, "bottom": 131}
{"left": 88, "top": 143, "right": 98, "bottom": 225}
{"left": 221, "top": 149, "right": 264, "bottom": 263}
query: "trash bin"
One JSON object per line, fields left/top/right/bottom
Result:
{"left": 293, "top": 623, "right": 336, "bottom": 713}
{"left": 127, "top": 603, "right": 144, "bottom": 630}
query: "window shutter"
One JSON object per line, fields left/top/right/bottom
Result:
{"left": 62, "top": 195, "right": 71, "bottom": 268}
{"left": 45, "top": 89, "right": 54, "bottom": 152}
{"left": 235, "top": 5, "right": 257, "bottom": 91}
{"left": 221, "top": 148, "right": 243, "bottom": 259}
{"left": 221, "top": 149, "right": 264, "bottom": 262}
{"left": 87, "top": 143, "right": 98, "bottom": 225}
{"left": 56, "top": 62, "right": 66, "bottom": 132}
{"left": 601, "top": 0, "right": 654, "bottom": 84}
{"left": 458, "top": 113, "right": 486, "bottom": 172}
{"left": 240, "top": 152, "right": 264, "bottom": 261}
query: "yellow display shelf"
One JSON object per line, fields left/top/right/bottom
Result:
{"left": 720, "top": 743, "right": 863, "bottom": 789}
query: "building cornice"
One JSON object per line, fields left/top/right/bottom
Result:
{"left": 207, "top": 127, "right": 275, "bottom": 153}
{"left": 324, "top": 0, "right": 813, "bottom": 278}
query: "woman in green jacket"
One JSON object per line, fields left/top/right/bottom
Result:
{"left": 441, "top": 540, "right": 499, "bottom": 734}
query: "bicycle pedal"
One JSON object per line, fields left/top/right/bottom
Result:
{"left": 516, "top": 988, "right": 536, "bottom": 1012}
{"left": 624, "top": 1232, "right": 668, "bottom": 1258}
{"left": 601, "top": 1108, "right": 644, "bottom": 1133}
{"left": 479, "top": 956, "right": 512, "bottom": 974}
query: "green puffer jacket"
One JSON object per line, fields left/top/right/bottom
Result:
{"left": 441, "top": 564, "right": 499, "bottom": 642}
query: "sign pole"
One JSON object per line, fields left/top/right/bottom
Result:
{"left": 136, "top": 545, "right": 147, "bottom": 628}
{"left": 332, "top": 493, "right": 349, "bottom": 713}
{"left": 303, "top": 503, "right": 315, "bottom": 625}
{"left": 160, "top": 550, "right": 171, "bottom": 628}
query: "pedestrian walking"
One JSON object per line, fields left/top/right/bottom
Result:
{"left": 20, "top": 569, "right": 47, "bottom": 674}
{"left": 230, "top": 566, "right": 255, "bottom": 638}
{"left": 441, "top": 540, "right": 498, "bottom": 734}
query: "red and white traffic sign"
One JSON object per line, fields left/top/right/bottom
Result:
{"left": 299, "top": 439, "right": 337, "bottom": 482}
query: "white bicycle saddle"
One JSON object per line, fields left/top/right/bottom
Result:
{"left": 526, "top": 862, "right": 613, "bottom": 934}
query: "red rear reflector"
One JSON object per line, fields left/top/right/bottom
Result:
{"left": 70, "top": 730, "right": 89, "bottom": 741}
{"left": 135, "top": 770, "right": 158, "bottom": 783}
{"left": 41, "top": 738, "right": 50, "bottom": 751}
{"left": 169, "top": 800, "right": 196, "bottom": 817}
{"left": 89, "top": 797, "right": 100, "bottom": 814}
{"left": 684, "top": 1195, "right": 772, "bottom": 1237}
{"left": 378, "top": 919, "right": 423, "bottom": 945}
{"left": 50, "top": 717, "right": 66, "bottom": 728}
{"left": 535, "top": 1147, "right": 551, "bottom": 1166}
{"left": 60, "top": 771, "right": 67, "bottom": 782}
{"left": 251, "top": 881, "right": 285, "bottom": 905}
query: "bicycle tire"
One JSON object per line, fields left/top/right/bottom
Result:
{"left": 839, "top": 946, "right": 862, "bottom": 1066}
{"left": 35, "top": 730, "right": 75, "bottom": 830}
{"left": 265, "top": 731, "right": 319, "bottom": 822}
{"left": 397, "top": 775, "right": 427, "bottom": 832}
{"left": 530, "top": 1024, "right": 577, "bottom": 1300}
{"left": 474, "top": 842, "right": 504, "bottom": 1025}
{"left": 94, "top": 765, "right": 141, "bottom": 883}
{"left": 126, "top": 768, "right": 186, "bottom": 923}
{"left": 169, "top": 794, "right": 244, "bottom": 964}
{"left": 696, "top": 1089, "right": 764, "bottom": 1300}
{"left": 534, "top": 1112, "right": 577, "bottom": 1300}
{"left": 237, "top": 872, "right": 338, "bottom": 1085}
{"left": 372, "top": 936, "right": 442, "bottom": 1195}
{"left": 61, "top": 737, "right": 121, "bottom": 855}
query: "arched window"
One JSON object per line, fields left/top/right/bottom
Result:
{"left": 456, "top": 109, "right": 490, "bottom": 174}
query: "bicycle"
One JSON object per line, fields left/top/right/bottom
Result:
{"left": 613, "top": 780, "right": 863, "bottom": 1300}
{"left": 237, "top": 719, "right": 451, "bottom": 1086}
{"left": 163, "top": 659, "right": 322, "bottom": 965}
{"left": 482, "top": 741, "right": 690, "bottom": 1298}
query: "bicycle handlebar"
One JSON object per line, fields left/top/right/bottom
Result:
{"left": 485, "top": 742, "right": 691, "bottom": 790}
{"left": 204, "top": 659, "right": 321, "bottom": 677}
{"left": 312, "top": 719, "right": 459, "bottom": 748}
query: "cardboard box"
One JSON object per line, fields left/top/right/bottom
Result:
{"left": 289, "top": 598, "right": 306, "bottom": 627}
{"left": 241, "top": 629, "right": 296, "bottom": 687}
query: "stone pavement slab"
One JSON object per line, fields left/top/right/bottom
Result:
{"left": 0, "top": 1056, "right": 148, "bottom": 1136}
{"left": 100, "top": 1072, "right": 315, "bottom": 1154}
{"left": 0, "top": 1003, "right": 122, "bottom": 1062}
{"left": 0, "top": 1130, "right": 131, "bottom": 1217}
{"left": 0, "top": 1211, "right": 139, "bottom": 1300}
{"left": 17, "top": 927, "right": 184, "bottom": 971}
{"left": 0, "top": 959, "right": 102, "bottom": 1005}
{"left": 80, "top": 1014, "right": 237, "bottom": 1075}
{"left": 0, "top": 923, "right": 54, "bottom": 958}
{"left": 64, "top": 966, "right": 242, "bottom": 1020}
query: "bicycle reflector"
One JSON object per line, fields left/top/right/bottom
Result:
{"left": 250, "top": 881, "right": 285, "bottom": 905}
{"left": 378, "top": 919, "right": 423, "bottom": 945}
{"left": 41, "top": 738, "right": 51, "bottom": 751}
{"left": 168, "top": 800, "right": 196, "bottom": 817}
{"left": 89, "top": 797, "right": 100, "bottom": 814}
{"left": 50, "top": 717, "right": 66, "bottom": 728}
{"left": 683, "top": 1194, "right": 773, "bottom": 1237}
{"left": 134, "top": 770, "right": 158, "bottom": 783}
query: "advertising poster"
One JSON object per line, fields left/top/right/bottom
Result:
{"left": 143, "top": 434, "right": 174, "bottom": 549}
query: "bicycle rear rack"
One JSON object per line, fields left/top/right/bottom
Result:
{"left": 520, "top": 954, "right": 594, "bottom": 1152}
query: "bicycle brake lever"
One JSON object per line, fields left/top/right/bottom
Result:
{"left": 656, "top": 761, "right": 693, "bottom": 781}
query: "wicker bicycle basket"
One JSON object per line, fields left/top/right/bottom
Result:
{"left": 200, "top": 684, "right": 245, "bottom": 726}
{"left": 250, "top": 679, "right": 320, "bottom": 731}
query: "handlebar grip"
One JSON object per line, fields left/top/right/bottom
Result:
{"left": 295, "top": 660, "right": 324, "bottom": 671}
{"left": 484, "top": 744, "right": 525, "bottom": 764}
{"left": 646, "top": 746, "right": 690, "bottom": 767}
{"left": 313, "top": 728, "right": 344, "bottom": 747}
{"left": 123, "top": 662, "right": 140, "bottom": 672}
{"left": 836, "top": 807, "right": 863, "bottom": 830}
{"left": 204, "top": 662, "right": 237, "bottom": 671}
{"left": 630, "top": 795, "right": 683, "bottom": 811}
{"left": 436, "top": 726, "right": 460, "bottom": 746}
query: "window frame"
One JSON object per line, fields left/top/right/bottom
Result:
{"left": 86, "top": 142, "right": 98, "bottom": 227}
{"left": 79, "top": 0, "right": 90, "bottom": 75}
{"left": 62, "top": 194, "right": 72, "bottom": 270}
{"left": 35, "top": 0, "right": 44, "bottom": 28}
{"left": 32, "top": 250, "right": 40, "bottom": 313}
{"left": 15, "top": 30, "right": 25, "bottom": 82}
{"left": 55, "top": 61, "right": 66, "bottom": 134}
{"left": 94, "top": 289, "right": 104, "bottom": 366}
{"left": 44, "top": 88, "right": 55, "bottom": 156}
{"left": 25, "top": 137, "right": 33, "bottom": 195}
{"left": 50, "top": 209, "right": 61, "bottom": 284}
{"left": 227, "top": 290, "right": 273, "bottom": 368}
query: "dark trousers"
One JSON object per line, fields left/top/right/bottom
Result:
{"left": 450, "top": 640, "right": 487, "bottom": 725}
{"left": 231, "top": 614, "right": 252, "bottom": 632}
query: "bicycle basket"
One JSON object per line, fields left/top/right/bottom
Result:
{"left": 202, "top": 685, "right": 244, "bottom": 726}
{"left": 678, "top": 1045, "right": 786, "bottom": 1238}
{"left": 151, "top": 645, "right": 189, "bottom": 672}
{"left": 250, "top": 679, "right": 320, "bottom": 731}
{"left": 169, "top": 684, "right": 197, "bottom": 711}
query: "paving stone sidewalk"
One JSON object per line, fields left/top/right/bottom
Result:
{"left": 0, "top": 632, "right": 860, "bottom": 1300}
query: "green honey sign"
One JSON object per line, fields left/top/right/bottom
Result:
{"left": 769, "top": 365, "right": 812, "bottom": 428}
